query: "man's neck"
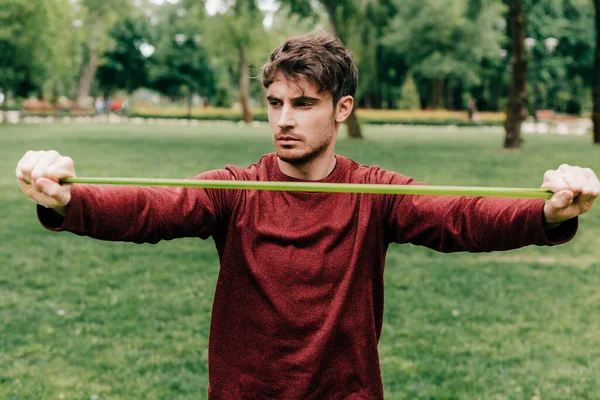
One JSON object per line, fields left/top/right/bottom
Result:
{"left": 277, "top": 152, "right": 337, "bottom": 181}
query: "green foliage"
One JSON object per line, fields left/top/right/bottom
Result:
{"left": 0, "top": 0, "right": 597, "bottom": 118}
{"left": 96, "top": 16, "right": 153, "bottom": 94}
{"left": 528, "top": 0, "right": 596, "bottom": 114}
{"left": 0, "top": 0, "right": 81, "bottom": 98}
{"left": 200, "top": 0, "right": 270, "bottom": 109}
{"left": 398, "top": 73, "right": 421, "bottom": 110}
{"left": 284, "top": 0, "right": 402, "bottom": 109}
{"left": 146, "top": 5, "right": 216, "bottom": 101}
{"left": 384, "top": 0, "right": 505, "bottom": 88}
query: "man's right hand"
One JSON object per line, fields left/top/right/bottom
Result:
{"left": 15, "top": 150, "right": 75, "bottom": 217}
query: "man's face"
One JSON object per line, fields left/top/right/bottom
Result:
{"left": 266, "top": 73, "right": 337, "bottom": 165}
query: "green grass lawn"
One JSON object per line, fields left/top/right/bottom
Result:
{"left": 1, "top": 122, "right": 600, "bottom": 399}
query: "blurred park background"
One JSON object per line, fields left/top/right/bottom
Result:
{"left": 2, "top": 0, "right": 600, "bottom": 399}
{"left": 0, "top": 0, "right": 599, "bottom": 144}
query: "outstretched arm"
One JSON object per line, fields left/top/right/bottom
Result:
{"left": 16, "top": 150, "right": 235, "bottom": 244}
{"left": 380, "top": 165, "right": 597, "bottom": 252}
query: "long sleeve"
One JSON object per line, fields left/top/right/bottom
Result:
{"left": 37, "top": 169, "right": 236, "bottom": 244}
{"left": 377, "top": 169, "right": 578, "bottom": 252}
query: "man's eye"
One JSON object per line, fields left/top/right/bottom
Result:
{"left": 269, "top": 101, "right": 280, "bottom": 106}
{"left": 296, "top": 102, "right": 311, "bottom": 108}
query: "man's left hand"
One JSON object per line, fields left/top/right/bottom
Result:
{"left": 541, "top": 164, "right": 600, "bottom": 225}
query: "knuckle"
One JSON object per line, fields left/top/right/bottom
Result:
{"left": 21, "top": 165, "right": 35, "bottom": 176}
{"left": 62, "top": 156, "right": 74, "bottom": 168}
{"left": 44, "top": 184, "right": 56, "bottom": 196}
{"left": 18, "top": 162, "right": 32, "bottom": 173}
{"left": 30, "top": 165, "right": 43, "bottom": 178}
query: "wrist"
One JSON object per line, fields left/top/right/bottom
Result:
{"left": 52, "top": 205, "right": 69, "bottom": 217}
{"left": 542, "top": 210, "right": 562, "bottom": 231}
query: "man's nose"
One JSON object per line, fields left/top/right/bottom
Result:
{"left": 277, "top": 105, "right": 296, "bottom": 129}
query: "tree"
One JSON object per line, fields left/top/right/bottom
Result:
{"left": 0, "top": 0, "right": 81, "bottom": 101}
{"left": 504, "top": 0, "right": 528, "bottom": 149}
{"left": 594, "top": 0, "right": 600, "bottom": 143}
{"left": 201, "top": 0, "right": 266, "bottom": 123}
{"left": 75, "top": 0, "right": 129, "bottom": 108}
{"left": 96, "top": 16, "right": 153, "bottom": 95}
{"left": 384, "top": 0, "right": 505, "bottom": 110}
{"left": 398, "top": 73, "right": 421, "bottom": 110}
{"left": 149, "top": 27, "right": 216, "bottom": 116}
{"left": 525, "top": 0, "right": 595, "bottom": 116}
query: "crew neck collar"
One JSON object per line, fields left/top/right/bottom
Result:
{"left": 268, "top": 153, "right": 345, "bottom": 183}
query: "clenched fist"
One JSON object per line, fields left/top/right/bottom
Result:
{"left": 541, "top": 164, "right": 600, "bottom": 225}
{"left": 15, "top": 150, "right": 75, "bottom": 216}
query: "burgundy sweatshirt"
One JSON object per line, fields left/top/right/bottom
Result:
{"left": 38, "top": 153, "right": 577, "bottom": 399}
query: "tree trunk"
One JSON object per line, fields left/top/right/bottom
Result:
{"left": 76, "top": 25, "right": 100, "bottom": 109}
{"left": 593, "top": 0, "right": 600, "bottom": 144}
{"left": 322, "top": 0, "right": 340, "bottom": 34}
{"left": 346, "top": 109, "right": 362, "bottom": 139}
{"left": 321, "top": 0, "right": 363, "bottom": 138}
{"left": 504, "top": 0, "right": 528, "bottom": 149}
{"left": 445, "top": 79, "right": 454, "bottom": 110}
{"left": 432, "top": 80, "right": 444, "bottom": 110}
{"left": 187, "top": 89, "right": 193, "bottom": 119}
{"left": 239, "top": 44, "right": 253, "bottom": 123}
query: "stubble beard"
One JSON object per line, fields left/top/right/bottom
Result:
{"left": 276, "top": 116, "right": 336, "bottom": 166}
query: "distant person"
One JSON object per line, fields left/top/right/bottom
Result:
{"left": 15, "top": 31, "right": 600, "bottom": 399}
{"left": 94, "top": 97, "right": 105, "bottom": 114}
{"left": 104, "top": 96, "right": 112, "bottom": 112}
{"left": 108, "top": 97, "right": 122, "bottom": 112}
{"left": 468, "top": 97, "right": 477, "bottom": 122}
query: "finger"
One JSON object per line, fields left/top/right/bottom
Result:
{"left": 582, "top": 168, "right": 600, "bottom": 197}
{"left": 30, "top": 151, "right": 61, "bottom": 188}
{"left": 548, "top": 189, "right": 575, "bottom": 209}
{"left": 541, "top": 170, "right": 570, "bottom": 192}
{"left": 31, "top": 178, "right": 70, "bottom": 207}
{"left": 35, "top": 177, "right": 61, "bottom": 198}
{"left": 16, "top": 150, "right": 44, "bottom": 184}
{"left": 563, "top": 166, "right": 585, "bottom": 195}
{"left": 558, "top": 163, "right": 571, "bottom": 173}
{"left": 541, "top": 170, "right": 554, "bottom": 189}
{"left": 43, "top": 157, "right": 76, "bottom": 182}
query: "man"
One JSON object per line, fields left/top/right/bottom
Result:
{"left": 15, "top": 32, "right": 600, "bottom": 399}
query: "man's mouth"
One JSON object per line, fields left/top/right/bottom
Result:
{"left": 276, "top": 135, "right": 301, "bottom": 142}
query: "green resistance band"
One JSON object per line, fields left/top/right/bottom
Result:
{"left": 59, "top": 177, "right": 554, "bottom": 199}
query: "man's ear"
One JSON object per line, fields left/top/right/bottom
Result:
{"left": 335, "top": 96, "right": 354, "bottom": 123}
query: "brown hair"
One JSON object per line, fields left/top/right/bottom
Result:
{"left": 260, "top": 31, "right": 358, "bottom": 105}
